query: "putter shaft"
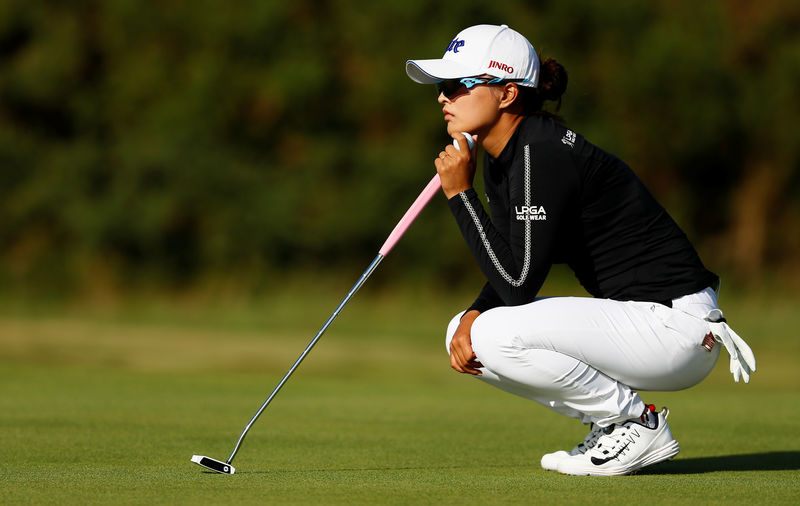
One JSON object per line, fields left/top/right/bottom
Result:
{"left": 196, "top": 172, "right": 443, "bottom": 472}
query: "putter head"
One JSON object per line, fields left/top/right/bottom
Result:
{"left": 191, "top": 455, "right": 235, "bottom": 474}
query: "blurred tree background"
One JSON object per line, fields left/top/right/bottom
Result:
{"left": 1, "top": 0, "right": 798, "bottom": 299}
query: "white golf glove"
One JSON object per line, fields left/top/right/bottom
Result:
{"left": 704, "top": 309, "right": 756, "bottom": 383}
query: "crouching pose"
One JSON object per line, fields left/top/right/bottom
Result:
{"left": 405, "top": 24, "right": 756, "bottom": 475}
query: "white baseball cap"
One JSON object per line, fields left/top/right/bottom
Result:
{"left": 406, "top": 24, "right": 539, "bottom": 88}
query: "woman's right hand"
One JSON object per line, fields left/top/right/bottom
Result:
{"left": 434, "top": 134, "right": 477, "bottom": 199}
{"left": 449, "top": 310, "right": 484, "bottom": 376}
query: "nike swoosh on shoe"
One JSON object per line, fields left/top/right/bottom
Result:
{"left": 590, "top": 442, "right": 630, "bottom": 466}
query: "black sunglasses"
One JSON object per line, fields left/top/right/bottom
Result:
{"left": 436, "top": 77, "right": 529, "bottom": 99}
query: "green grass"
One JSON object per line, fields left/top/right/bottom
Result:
{"left": 1, "top": 282, "right": 798, "bottom": 504}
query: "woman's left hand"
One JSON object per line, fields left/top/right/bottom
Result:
{"left": 450, "top": 309, "right": 483, "bottom": 376}
{"left": 434, "top": 134, "right": 477, "bottom": 199}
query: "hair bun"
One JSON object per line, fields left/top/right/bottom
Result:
{"left": 538, "top": 57, "right": 567, "bottom": 102}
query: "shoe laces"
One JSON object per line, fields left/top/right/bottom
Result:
{"left": 593, "top": 422, "right": 637, "bottom": 458}
{"left": 575, "top": 424, "right": 604, "bottom": 453}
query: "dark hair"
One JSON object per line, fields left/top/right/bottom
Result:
{"left": 518, "top": 56, "right": 568, "bottom": 118}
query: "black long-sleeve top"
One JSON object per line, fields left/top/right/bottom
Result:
{"left": 447, "top": 115, "right": 718, "bottom": 313}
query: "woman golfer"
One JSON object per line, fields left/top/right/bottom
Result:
{"left": 405, "top": 24, "right": 756, "bottom": 476}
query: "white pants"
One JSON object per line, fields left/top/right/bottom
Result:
{"left": 445, "top": 288, "right": 721, "bottom": 427}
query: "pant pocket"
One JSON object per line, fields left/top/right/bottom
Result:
{"left": 646, "top": 304, "right": 721, "bottom": 389}
{"left": 651, "top": 304, "right": 710, "bottom": 350}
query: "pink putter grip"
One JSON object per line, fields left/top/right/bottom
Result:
{"left": 378, "top": 173, "right": 442, "bottom": 256}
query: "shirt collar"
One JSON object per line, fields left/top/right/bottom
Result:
{"left": 488, "top": 116, "right": 530, "bottom": 168}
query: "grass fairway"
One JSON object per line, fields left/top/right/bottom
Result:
{"left": 1, "top": 283, "right": 798, "bottom": 504}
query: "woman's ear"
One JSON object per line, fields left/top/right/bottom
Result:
{"left": 498, "top": 83, "right": 522, "bottom": 111}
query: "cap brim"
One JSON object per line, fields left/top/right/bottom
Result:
{"left": 406, "top": 59, "right": 476, "bottom": 84}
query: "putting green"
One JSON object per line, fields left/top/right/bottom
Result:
{"left": 1, "top": 286, "right": 797, "bottom": 504}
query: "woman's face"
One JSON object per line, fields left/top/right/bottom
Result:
{"left": 438, "top": 81, "right": 504, "bottom": 138}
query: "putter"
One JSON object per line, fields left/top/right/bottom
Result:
{"left": 191, "top": 134, "right": 473, "bottom": 474}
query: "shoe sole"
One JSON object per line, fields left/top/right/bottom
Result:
{"left": 558, "top": 440, "right": 680, "bottom": 476}
{"left": 638, "top": 439, "right": 680, "bottom": 470}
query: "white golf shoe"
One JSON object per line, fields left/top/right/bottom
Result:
{"left": 557, "top": 406, "right": 679, "bottom": 476}
{"left": 540, "top": 423, "right": 604, "bottom": 471}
